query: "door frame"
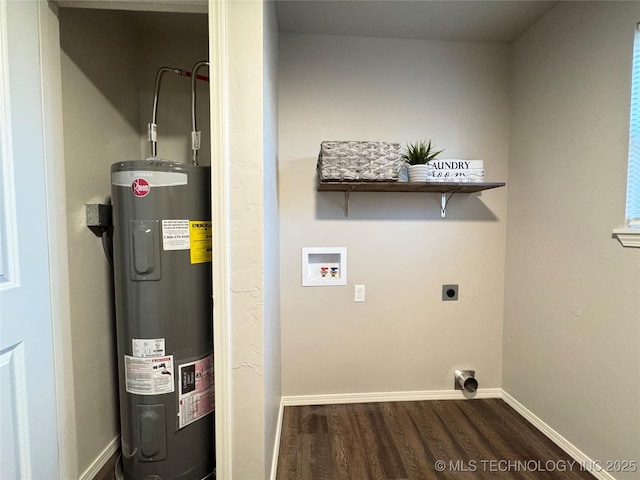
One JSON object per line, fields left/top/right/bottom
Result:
{"left": 208, "top": 1, "right": 233, "bottom": 478}
{"left": 37, "top": 2, "right": 78, "bottom": 478}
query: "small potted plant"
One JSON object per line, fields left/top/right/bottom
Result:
{"left": 402, "top": 140, "right": 443, "bottom": 182}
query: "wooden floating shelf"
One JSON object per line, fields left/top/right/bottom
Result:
{"left": 317, "top": 181, "right": 506, "bottom": 217}
{"left": 318, "top": 181, "right": 505, "bottom": 193}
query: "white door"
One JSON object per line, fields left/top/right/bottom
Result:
{"left": 0, "top": 1, "right": 61, "bottom": 478}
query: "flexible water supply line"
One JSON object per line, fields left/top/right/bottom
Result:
{"left": 149, "top": 67, "right": 183, "bottom": 158}
{"left": 190, "top": 60, "right": 210, "bottom": 165}
{"left": 148, "top": 65, "right": 210, "bottom": 160}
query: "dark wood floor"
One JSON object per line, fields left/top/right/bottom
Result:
{"left": 276, "top": 399, "right": 595, "bottom": 480}
{"left": 93, "top": 450, "right": 118, "bottom": 480}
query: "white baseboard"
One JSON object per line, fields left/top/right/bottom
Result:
{"left": 269, "top": 399, "right": 285, "bottom": 480}
{"left": 79, "top": 435, "right": 120, "bottom": 480}
{"left": 501, "top": 390, "right": 616, "bottom": 480}
{"left": 282, "top": 387, "right": 502, "bottom": 406}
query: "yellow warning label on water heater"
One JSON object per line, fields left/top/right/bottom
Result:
{"left": 189, "top": 221, "right": 212, "bottom": 264}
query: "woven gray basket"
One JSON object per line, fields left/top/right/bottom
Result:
{"left": 317, "top": 141, "right": 404, "bottom": 181}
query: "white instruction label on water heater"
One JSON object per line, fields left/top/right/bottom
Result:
{"left": 132, "top": 338, "right": 165, "bottom": 358}
{"left": 162, "top": 219, "right": 190, "bottom": 250}
{"left": 125, "top": 355, "right": 175, "bottom": 395}
{"left": 178, "top": 354, "right": 214, "bottom": 429}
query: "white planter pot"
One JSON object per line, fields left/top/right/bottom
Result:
{"left": 408, "top": 164, "right": 433, "bottom": 182}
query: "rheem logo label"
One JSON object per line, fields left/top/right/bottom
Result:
{"left": 132, "top": 178, "right": 150, "bottom": 197}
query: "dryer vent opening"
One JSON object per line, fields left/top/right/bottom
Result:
{"left": 454, "top": 369, "right": 478, "bottom": 393}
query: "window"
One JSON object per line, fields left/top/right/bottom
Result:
{"left": 615, "top": 23, "right": 640, "bottom": 247}
{"left": 625, "top": 24, "right": 640, "bottom": 229}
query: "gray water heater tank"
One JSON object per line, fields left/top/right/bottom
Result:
{"left": 111, "top": 159, "right": 214, "bottom": 480}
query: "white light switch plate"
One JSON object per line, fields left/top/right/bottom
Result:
{"left": 355, "top": 284, "right": 365, "bottom": 302}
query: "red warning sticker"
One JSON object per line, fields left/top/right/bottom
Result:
{"left": 132, "top": 178, "right": 150, "bottom": 197}
{"left": 178, "top": 354, "right": 214, "bottom": 428}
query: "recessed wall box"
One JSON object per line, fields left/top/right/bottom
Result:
{"left": 302, "top": 247, "right": 347, "bottom": 286}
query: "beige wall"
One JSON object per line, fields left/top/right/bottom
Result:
{"left": 59, "top": 8, "right": 209, "bottom": 475}
{"left": 59, "top": 8, "right": 140, "bottom": 473}
{"left": 278, "top": 34, "right": 509, "bottom": 396}
{"left": 505, "top": 2, "right": 640, "bottom": 476}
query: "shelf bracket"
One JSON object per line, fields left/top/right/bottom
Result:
{"left": 441, "top": 191, "right": 458, "bottom": 218}
{"left": 344, "top": 187, "right": 354, "bottom": 217}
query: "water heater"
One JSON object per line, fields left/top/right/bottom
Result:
{"left": 111, "top": 159, "right": 214, "bottom": 480}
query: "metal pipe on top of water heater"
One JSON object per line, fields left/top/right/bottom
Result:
{"left": 190, "top": 60, "right": 209, "bottom": 166}
{"left": 148, "top": 66, "right": 183, "bottom": 158}
{"left": 148, "top": 66, "right": 210, "bottom": 159}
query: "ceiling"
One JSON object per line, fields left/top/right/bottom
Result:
{"left": 275, "top": 0, "right": 558, "bottom": 44}
{"left": 56, "top": 0, "right": 558, "bottom": 44}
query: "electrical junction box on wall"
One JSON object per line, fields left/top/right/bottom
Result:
{"left": 302, "top": 247, "right": 347, "bottom": 286}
